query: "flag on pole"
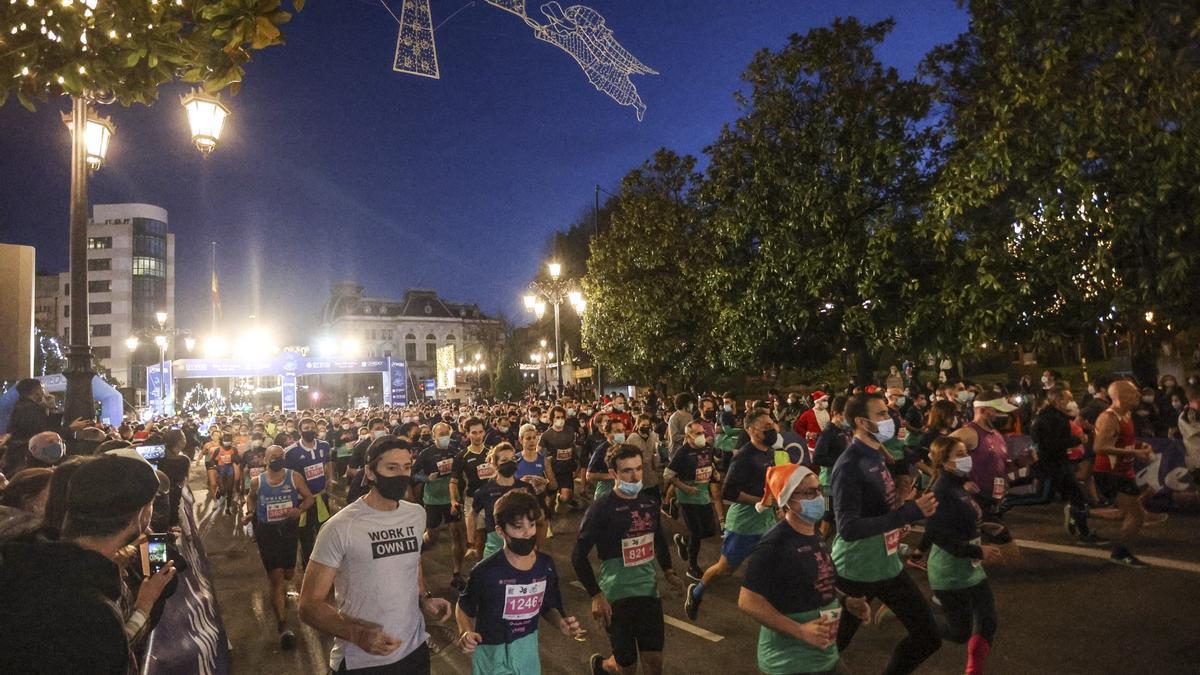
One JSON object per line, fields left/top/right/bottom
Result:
{"left": 210, "top": 241, "right": 221, "bottom": 334}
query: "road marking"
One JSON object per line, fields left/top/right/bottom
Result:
{"left": 908, "top": 526, "right": 1200, "bottom": 575}
{"left": 569, "top": 581, "right": 726, "bottom": 642}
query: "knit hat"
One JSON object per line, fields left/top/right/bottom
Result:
{"left": 67, "top": 455, "right": 159, "bottom": 519}
{"left": 811, "top": 390, "right": 828, "bottom": 404}
{"left": 756, "top": 463, "right": 815, "bottom": 512}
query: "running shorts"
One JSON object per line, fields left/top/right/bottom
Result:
{"left": 254, "top": 520, "right": 299, "bottom": 572}
{"left": 607, "top": 596, "right": 664, "bottom": 667}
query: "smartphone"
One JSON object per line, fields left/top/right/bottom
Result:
{"left": 141, "top": 533, "right": 170, "bottom": 576}
{"left": 136, "top": 444, "right": 166, "bottom": 467}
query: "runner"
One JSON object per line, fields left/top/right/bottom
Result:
{"left": 414, "top": 421, "right": 469, "bottom": 592}
{"left": 950, "top": 392, "right": 1017, "bottom": 520}
{"left": 665, "top": 420, "right": 720, "bottom": 582}
{"left": 299, "top": 435, "right": 453, "bottom": 674}
{"left": 925, "top": 436, "right": 1001, "bottom": 675}
{"left": 213, "top": 431, "right": 241, "bottom": 515}
{"left": 739, "top": 463, "right": 871, "bottom": 675}
{"left": 1092, "top": 380, "right": 1156, "bottom": 567}
{"left": 684, "top": 410, "right": 778, "bottom": 620}
{"left": 242, "top": 444, "right": 315, "bottom": 649}
{"left": 572, "top": 443, "right": 683, "bottom": 675}
{"left": 456, "top": 490, "right": 583, "bottom": 674}
{"left": 831, "top": 392, "right": 941, "bottom": 674}
{"left": 813, "top": 395, "right": 852, "bottom": 537}
{"left": 540, "top": 405, "right": 580, "bottom": 512}
{"left": 284, "top": 417, "right": 334, "bottom": 570}
{"left": 451, "top": 417, "right": 494, "bottom": 558}
{"left": 516, "top": 423, "right": 556, "bottom": 538}
{"left": 585, "top": 417, "right": 626, "bottom": 499}
{"left": 1029, "top": 386, "right": 1109, "bottom": 546}
{"left": 471, "top": 443, "right": 537, "bottom": 560}
{"left": 624, "top": 414, "right": 662, "bottom": 501}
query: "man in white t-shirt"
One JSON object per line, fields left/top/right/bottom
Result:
{"left": 300, "top": 435, "right": 452, "bottom": 674}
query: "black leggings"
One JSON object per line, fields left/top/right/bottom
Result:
{"left": 934, "top": 578, "right": 997, "bottom": 644}
{"left": 1043, "top": 464, "right": 1091, "bottom": 535}
{"left": 836, "top": 572, "right": 941, "bottom": 675}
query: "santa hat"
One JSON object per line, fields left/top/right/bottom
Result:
{"left": 864, "top": 384, "right": 880, "bottom": 394}
{"left": 811, "top": 390, "right": 828, "bottom": 404}
{"left": 756, "top": 463, "right": 815, "bottom": 512}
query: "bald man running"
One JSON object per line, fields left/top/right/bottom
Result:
{"left": 1092, "top": 380, "right": 1154, "bottom": 567}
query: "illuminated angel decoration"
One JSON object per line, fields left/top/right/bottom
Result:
{"left": 388, "top": 0, "right": 657, "bottom": 120}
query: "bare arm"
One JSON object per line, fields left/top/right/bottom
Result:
{"left": 738, "top": 587, "right": 811, "bottom": 642}
{"left": 299, "top": 561, "right": 363, "bottom": 641}
{"left": 1093, "top": 411, "right": 1140, "bottom": 457}
{"left": 293, "top": 472, "right": 316, "bottom": 514}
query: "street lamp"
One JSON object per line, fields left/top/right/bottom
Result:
{"left": 60, "top": 90, "right": 233, "bottom": 422}
{"left": 127, "top": 311, "right": 194, "bottom": 416}
{"left": 180, "top": 89, "right": 231, "bottom": 157}
{"left": 523, "top": 261, "right": 585, "bottom": 392}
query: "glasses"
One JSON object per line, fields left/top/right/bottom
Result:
{"left": 795, "top": 488, "right": 823, "bottom": 500}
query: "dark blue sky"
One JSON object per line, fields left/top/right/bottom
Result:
{"left": 0, "top": 0, "right": 967, "bottom": 345}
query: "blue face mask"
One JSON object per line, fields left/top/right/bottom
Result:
{"left": 610, "top": 432, "right": 626, "bottom": 444}
{"left": 871, "top": 418, "right": 895, "bottom": 443}
{"left": 792, "top": 496, "right": 825, "bottom": 522}
{"left": 616, "top": 479, "right": 642, "bottom": 497}
{"left": 436, "top": 436, "right": 451, "bottom": 449}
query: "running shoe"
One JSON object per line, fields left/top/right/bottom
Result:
{"left": 1064, "top": 505, "right": 1078, "bottom": 537}
{"left": 873, "top": 605, "right": 894, "bottom": 625}
{"left": 905, "top": 555, "right": 928, "bottom": 572}
{"left": 685, "top": 566, "right": 704, "bottom": 583}
{"left": 673, "top": 533, "right": 688, "bottom": 562}
{"left": 450, "top": 573, "right": 467, "bottom": 594}
{"left": 1109, "top": 550, "right": 1149, "bottom": 568}
{"left": 279, "top": 629, "right": 296, "bottom": 650}
{"left": 684, "top": 583, "right": 702, "bottom": 620}
{"left": 589, "top": 653, "right": 606, "bottom": 675}
{"left": 1075, "top": 532, "right": 1110, "bottom": 547}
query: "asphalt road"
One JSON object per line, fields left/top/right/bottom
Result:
{"left": 196, "top": 467, "right": 1200, "bottom": 674}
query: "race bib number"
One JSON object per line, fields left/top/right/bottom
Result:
{"left": 436, "top": 458, "right": 454, "bottom": 474}
{"left": 621, "top": 533, "right": 654, "bottom": 567}
{"left": 556, "top": 447, "right": 574, "bottom": 461}
{"left": 476, "top": 463, "right": 496, "bottom": 480}
{"left": 265, "top": 497, "right": 293, "bottom": 522}
{"left": 970, "top": 537, "right": 983, "bottom": 568}
{"left": 249, "top": 467, "right": 265, "bottom": 479}
{"left": 992, "top": 477, "right": 1006, "bottom": 500}
{"left": 502, "top": 580, "right": 547, "bottom": 621}
{"left": 694, "top": 465, "right": 713, "bottom": 482}
{"left": 304, "top": 462, "right": 325, "bottom": 483}
{"left": 884, "top": 529, "right": 902, "bottom": 557}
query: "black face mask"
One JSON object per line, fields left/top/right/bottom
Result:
{"left": 638, "top": 427, "right": 651, "bottom": 437}
{"left": 497, "top": 461, "right": 518, "bottom": 478}
{"left": 702, "top": 411, "right": 716, "bottom": 421}
{"left": 373, "top": 473, "right": 411, "bottom": 501}
{"left": 761, "top": 429, "right": 779, "bottom": 447}
{"left": 505, "top": 534, "right": 536, "bottom": 556}
{"left": 268, "top": 458, "right": 286, "bottom": 471}
{"left": 301, "top": 430, "right": 317, "bottom": 442}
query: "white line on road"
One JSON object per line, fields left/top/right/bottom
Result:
{"left": 569, "top": 581, "right": 726, "bottom": 642}
{"left": 908, "top": 526, "right": 1200, "bottom": 575}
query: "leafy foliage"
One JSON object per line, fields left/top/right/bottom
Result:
{"left": 0, "top": 0, "right": 303, "bottom": 110}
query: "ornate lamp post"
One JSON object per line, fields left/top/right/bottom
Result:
{"left": 523, "top": 261, "right": 585, "bottom": 392}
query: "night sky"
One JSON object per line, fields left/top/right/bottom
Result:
{"left": 0, "top": 0, "right": 967, "bottom": 345}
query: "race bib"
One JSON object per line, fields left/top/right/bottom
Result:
{"left": 884, "top": 529, "right": 902, "bottom": 557}
{"left": 820, "top": 607, "right": 842, "bottom": 635}
{"left": 694, "top": 465, "right": 713, "bottom": 482}
{"left": 897, "top": 427, "right": 909, "bottom": 441}
{"left": 265, "top": 497, "right": 293, "bottom": 522}
{"left": 502, "top": 580, "right": 547, "bottom": 621}
{"left": 476, "top": 463, "right": 496, "bottom": 480}
{"left": 621, "top": 533, "right": 654, "bottom": 567}
{"left": 304, "top": 462, "right": 325, "bottom": 483}
{"left": 992, "top": 477, "right": 1006, "bottom": 500}
{"left": 436, "top": 458, "right": 454, "bottom": 474}
{"left": 556, "top": 447, "right": 574, "bottom": 461}
{"left": 970, "top": 537, "right": 983, "bottom": 568}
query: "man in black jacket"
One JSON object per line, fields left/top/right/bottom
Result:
{"left": 1030, "top": 386, "right": 1108, "bottom": 546}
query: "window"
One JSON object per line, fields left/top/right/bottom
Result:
{"left": 381, "top": 329, "right": 394, "bottom": 341}
{"left": 64, "top": 283, "right": 69, "bottom": 296}
{"left": 446, "top": 334, "right": 456, "bottom": 342}
{"left": 93, "top": 346, "right": 111, "bottom": 359}
{"left": 91, "top": 324, "right": 111, "bottom": 337}
{"left": 132, "top": 257, "right": 165, "bottom": 277}
{"left": 63, "top": 305, "right": 69, "bottom": 318}
{"left": 88, "top": 237, "right": 112, "bottom": 249}
{"left": 87, "top": 258, "right": 111, "bottom": 271}
{"left": 405, "top": 333, "right": 417, "bottom": 363}
{"left": 133, "top": 234, "right": 166, "bottom": 257}
{"left": 367, "top": 329, "right": 377, "bottom": 340}
{"left": 88, "top": 280, "right": 111, "bottom": 293}
{"left": 133, "top": 277, "right": 164, "bottom": 298}
{"left": 425, "top": 333, "right": 437, "bottom": 362}
{"left": 89, "top": 302, "right": 111, "bottom": 315}
{"left": 132, "top": 218, "right": 167, "bottom": 236}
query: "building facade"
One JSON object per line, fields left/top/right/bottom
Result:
{"left": 320, "top": 282, "right": 502, "bottom": 385}
{"left": 35, "top": 203, "right": 176, "bottom": 402}
{"left": 0, "top": 243, "right": 36, "bottom": 382}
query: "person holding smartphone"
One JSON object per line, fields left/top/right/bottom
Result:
{"left": 243, "top": 444, "right": 315, "bottom": 649}
{"left": 739, "top": 464, "right": 870, "bottom": 675}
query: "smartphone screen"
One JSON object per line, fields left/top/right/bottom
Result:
{"left": 137, "top": 444, "right": 166, "bottom": 467}
{"left": 146, "top": 534, "right": 169, "bottom": 575}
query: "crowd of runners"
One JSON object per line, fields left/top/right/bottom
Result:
{"left": 1, "top": 368, "right": 1197, "bottom": 674}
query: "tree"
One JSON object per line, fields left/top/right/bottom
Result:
{"left": 580, "top": 148, "right": 713, "bottom": 385}
{"left": 34, "top": 326, "right": 66, "bottom": 377}
{"left": 701, "top": 18, "right": 943, "bottom": 385}
{"left": 923, "top": 0, "right": 1200, "bottom": 384}
{"left": 1, "top": 0, "right": 302, "bottom": 109}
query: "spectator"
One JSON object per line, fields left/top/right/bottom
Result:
{"left": 0, "top": 467, "right": 53, "bottom": 519}
{"left": 1132, "top": 386, "right": 1162, "bottom": 438}
{"left": 73, "top": 426, "right": 109, "bottom": 457}
{"left": 41, "top": 455, "right": 94, "bottom": 532}
{"left": 0, "top": 455, "right": 176, "bottom": 674}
